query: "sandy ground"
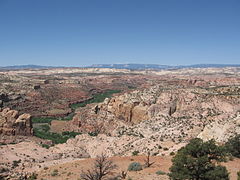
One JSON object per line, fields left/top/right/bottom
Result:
{"left": 36, "top": 155, "right": 240, "bottom": 180}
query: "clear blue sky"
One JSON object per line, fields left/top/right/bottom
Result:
{"left": 0, "top": 0, "right": 239, "bottom": 66}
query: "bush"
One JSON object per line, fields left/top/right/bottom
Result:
{"left": 238, "top": 171, "right": 240, "bottom": 180}
{"left": 225, "top": 134, "right": 240, "bottom": 158}
{"left": 27, "top": 173, "right": 38, "bottom": 180}
{"left": 88, "top": 131, "right": 98, "bottom": 136}
{"left": 156, "top": 170, "right": 166, "bottom": 175}
{"left": 132, "top": 150, "right": 139, "bottom": 156}
{"left": 41, "top": 144, "right": 50, "bottom": 149}
{"left": 128, "top": 162, "right": 142, "bottom": 171}
{"left": 169, "top": 138, "right": 229, "bottom": 180}
{"left": 51, "top": 169, "right": 58, "bottom": 176}
{"left": 205, "top": 166, "right": 229, "bottom": 180}
{"left": 12, "top": 159, "right": 21, "bottom": 167}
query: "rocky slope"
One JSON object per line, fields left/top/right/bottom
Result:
{"left": 69, "top": 84, "right": 240, "bottom": 143}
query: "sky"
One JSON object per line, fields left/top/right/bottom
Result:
{"left": 0, "top": 0, "right": 239, "bottom": 67}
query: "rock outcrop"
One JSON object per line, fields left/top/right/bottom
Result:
{"left": 0, "top": 108, "right": 33, "bottom": 136}
{"left": 69, "top": 84, "right": 240, "bottom": 143}
{"left": 197, "top": 114, "right": 240, "bottom": 142}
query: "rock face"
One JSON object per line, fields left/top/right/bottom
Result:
{"left": 0, "top": 108, "right": 33, "bottom": 136}
{"left": 197, "top": 114, "right": 240, "bottom": 142}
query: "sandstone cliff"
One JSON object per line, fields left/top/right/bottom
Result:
{"left": 0, "top": 108, "right": 33, "bottom": 136}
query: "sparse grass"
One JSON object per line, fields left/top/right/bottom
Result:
{"left": 156, "top": 170, "right": 166, "bottom": 175}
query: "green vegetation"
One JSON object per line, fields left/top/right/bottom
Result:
{"left": 237, "top": 171, "right": 240, "bottom": 180}
{"left": 12, "top": 159, "right": 21, "bottom": 168}
{"left": 32, "top": 90, "right": 120, "bottom": 124}
{"left": 169, "top": 138, "right": 229, "bottom": 180}
{"left": 88, "top": 131, "right": 98, "bottom": 137}
{"left": 225, "top": 134, "right": 240, "bottom": 158}
{"left": 71, "top": 89, "right": 121, "bottom": 110}
{"left": 127, "top": 162, "right": 142, "bottom": 171}
{"left": 32, "top": 117, "right": 55, "bottom": 124}
{"left": 156, "top": 170, "right": 166, "bottom": 175}
{"left": 41, "top": 144, "right": 51, "bottom": 149}
{"left": 32, "top": 113, "right": 74, "bottom": 124}
{"left": 132, "top": 150, "right": 139, "bottom": 156}
{"left": 27, "top": 173, "right": 38, "bottom": 180}
{"left": 51, "top": 169, "right": 59, "bottom": 176}
{"left": 33, "top": 124, "right": 81, "bottom": 144}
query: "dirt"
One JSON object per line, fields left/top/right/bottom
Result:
{"left": 36, "top": 155, "right": 240, "bottom": 180}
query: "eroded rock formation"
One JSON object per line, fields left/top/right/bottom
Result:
{"left": 0, "top": 108, "right": 33, "bottom": 136}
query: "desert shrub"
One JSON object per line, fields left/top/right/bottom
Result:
{"left": 88, "top": 131, "right": 98, "bottom": 137}
{"left": 225, "top": 134, "right": 240, "bottom": 158}
{"left": 80, "top": 154, "right": 117, "bottom": 180}
{"left": 12, "top": 159, "right": 21, "bottom": 167}
{"left": 163, "top": 147, "right": 169, "bottom": 151}
{"left": 51, "top": 169, "right": 58, "bottom": 176}
{"left": 170, "top": 152, "right": 175, "bottom": 156}
{"left": 237, "top": 171, "right": 240, "bottom": 180}
{"left": 169, "top": 138, "right": 229, "bottom": 180}
{"left": 27, "top": 173, "right": 38, "bottom": 180}
{"left": 156, "top": 170, "right": 166, "bottom": 175}
{"left": 0, "top": 167, "right": 9, "bottom": 173}
{"left": 41, "top": 144, "right": 50, "bottom": 149}
{"left": 132, "top": 150, "right": 139, "bottom": 156}
{"left": 127, "top": 162, "right": 142, "bottom": 171}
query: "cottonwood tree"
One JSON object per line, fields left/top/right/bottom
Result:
{"left": 80, "top": 154, "right": 117, "bottom": 180}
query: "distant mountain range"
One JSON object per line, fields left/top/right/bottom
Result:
{"left": 0, "top": 65, "right": 61, "bottom": 70}
{"left": 0, "top": 64, "right": 240, "bottom": 70}
{"left": 88, "top": 64, "right": 240, "bottom": 70}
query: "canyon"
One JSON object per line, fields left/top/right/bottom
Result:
{"left": 0, "top": 67, "right": 240, "bottom": 179}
